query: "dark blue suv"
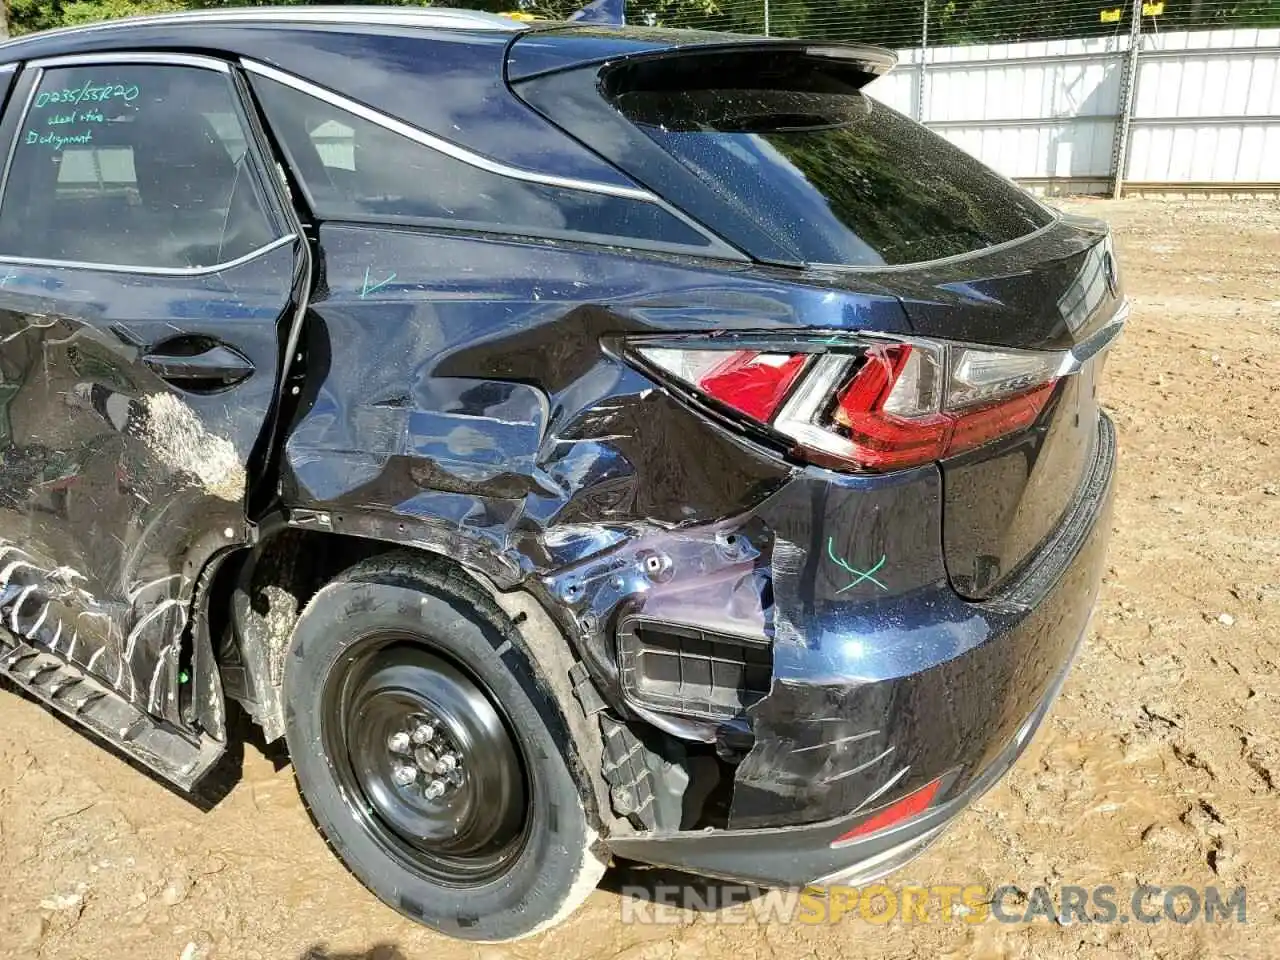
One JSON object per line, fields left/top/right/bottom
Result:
{"left": 0, "top": 7, "right": 1122, "bottom": 941}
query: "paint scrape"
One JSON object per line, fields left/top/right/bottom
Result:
{"left": 142, "top": 393, "right": 246, "bottom": 501}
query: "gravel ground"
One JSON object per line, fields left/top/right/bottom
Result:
{"left": 1, "top": 197, "right": 1277, "bottom": 960}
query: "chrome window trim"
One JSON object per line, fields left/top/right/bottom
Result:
{"left": 28, "top": 51, "right": 231, "bottom": 71}
{"left": 0, "top": 234, "right": 297, "bottom": 277}
{"left": 240, "top": 60, "right": 744, "bottom": 259}
{"left": 241, "top": 60, "right": 656, "bottom": 203}
{"left": 138, "top": 7, "right": 518, "bottom": 30}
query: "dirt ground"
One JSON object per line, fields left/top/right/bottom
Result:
{"left": 1, "top": 198, "right": 1277, "bottom": 960}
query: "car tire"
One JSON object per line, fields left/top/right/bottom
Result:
{"left": 282, "top": 552, "right": 606, "bottom": 941}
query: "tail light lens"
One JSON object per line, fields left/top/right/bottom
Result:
{"left": 635, "top": 338, "right": 1063, "bottom": 472}
{"left": 634, "top": 348, "right": 810, "bottom": 421}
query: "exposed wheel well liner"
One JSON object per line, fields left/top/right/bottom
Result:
{"left": 215, "top": 531, "right": 616, "bottom": 835}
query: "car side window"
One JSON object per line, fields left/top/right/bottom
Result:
{"left": 249, "top": 74, "right": 714, "bottom": 250}
{"left": 0, "top": 63, "right": 279, "bottom": 270}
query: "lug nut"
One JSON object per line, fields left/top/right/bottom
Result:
{"left": 424, "top": 779, "right": 447, "bottom": 800}
{"left": 391, "top": 763, "right": 418, "bottom": 787}
{"left": 387, "top": 731, "right": 411, "bottom": 754}
{"left": 413, "top": 746, "right": 437, "bottom": 771}
{"left": 410, "top": 722, "right": 435, "bottom": 745}
{"left": 435, "top": 753, "right": 458, "bottom": 774}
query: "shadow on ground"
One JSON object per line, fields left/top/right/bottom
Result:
{"left": 0, "top": 674, "right": 289, "bottom": 811}
{"left": 194, "top": 700, "right": 291, "bottom": 808}
{"left": 299, "top": 946, "right": 406, "bottom": 960}
{"left": 602, "top": 859, "right": 770, "bottom": 911}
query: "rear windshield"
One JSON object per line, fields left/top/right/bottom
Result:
{"left": 603, "top": 60, "right": 1053, "bottom": 267}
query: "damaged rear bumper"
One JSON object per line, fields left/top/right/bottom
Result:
{"left": 607, "top": 633, "right": 1078, "bottom": 886}
{"left": 596, "top": 413, "right": 1116, "bottom": 882}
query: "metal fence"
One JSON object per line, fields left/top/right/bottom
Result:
{"left": 870, "top": 22, "right": 1280, "bottom": 194}
{"left": 652, "top": 0, "right": 1280, "bottom": 195}
{"left": 651, "top": 0, "right": 1280, "bottom": 49}
{"left": 863, "top": 23, "right": 1280, "bottom": 195}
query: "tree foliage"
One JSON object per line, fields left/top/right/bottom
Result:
{"left": 7, "top": 0, "right": 1280, "bottom": 46}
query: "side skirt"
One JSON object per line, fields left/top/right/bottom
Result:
{"left": 0, "top": 631, "right": 224, "bottom": 791}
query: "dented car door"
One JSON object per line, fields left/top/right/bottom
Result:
{"left": 0, "top": 53, "right": 298, "bottom": 736}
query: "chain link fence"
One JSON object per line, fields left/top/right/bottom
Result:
{"left": 506, "top": 0, "right": 1280, "bottom": 49}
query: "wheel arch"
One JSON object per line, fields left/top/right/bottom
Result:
{"left": 206, "top": 524, "right": 615, "bottom": 836}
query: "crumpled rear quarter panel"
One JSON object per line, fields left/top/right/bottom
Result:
{"left": 282, "top": 224, "right": 909, "bottom": 577}
{"left": 282, "top": 223, "right": 1093, "bottom": 830}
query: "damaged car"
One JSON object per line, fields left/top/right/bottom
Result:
{"left": 0, "top": 6, "right": 1124, "bottom": 942}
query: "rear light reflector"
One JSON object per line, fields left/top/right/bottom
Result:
{"left": 633, "top": 337, "right": 1063, "bottom": 472}
{"left": 699, "top": 351, "right": 808, "bottom": 421}
{"left": 832, "top": 776, "right": 944, "bottom": 846}
{"left": 946, "top": 382, "right": 1056, "bottom": 452}
{"left": 637, "top": 348, "right": 808, "bottom": 421}
{"left": 820, "top": 345, "right": 1057, "bottom": 470}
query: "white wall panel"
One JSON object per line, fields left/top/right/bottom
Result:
{"left": 866, "top": 67, "right": 914, "bottom": 114}
{"left": 863, "top": 28, "right": 1280, "bottom": 189}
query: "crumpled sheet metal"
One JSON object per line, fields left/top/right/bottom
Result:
{"left": 283, "top": 224, "right": 980, "bottom": 829}
{"left": 538, "top": 458, "right": 959, "bottom": 828}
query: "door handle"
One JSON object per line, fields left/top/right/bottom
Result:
{"left": 142, "top": 339, "right": 255, "bottom": 390}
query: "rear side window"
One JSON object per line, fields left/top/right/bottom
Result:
{"left": 597, "top": 52, "right": 1053, "bottom": 267}
{"left": 250, "top": 75, "right": 713, "bottom": 250}
{"left": 0, "top": 64, "right": 277, "bottom": 269}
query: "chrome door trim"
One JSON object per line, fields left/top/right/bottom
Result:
{"left": 0, "top": 234, "right": 297, "bottom": 277}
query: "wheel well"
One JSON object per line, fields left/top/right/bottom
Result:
{"left": 205, "top": 528, "right": 622, "bottom": 837}
{"left": 209, "top": 529, "right": 389, "bottom": 632}
{"left": 210, "top": 529, "right": 405, "bottom": 741}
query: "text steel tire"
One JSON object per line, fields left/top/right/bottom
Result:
{"left": 282, "top": 553, "right": 606, "bottom": 941}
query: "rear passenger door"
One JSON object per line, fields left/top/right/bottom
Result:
{"left": 0, "top": 53, "right": 300, "bottom": 746}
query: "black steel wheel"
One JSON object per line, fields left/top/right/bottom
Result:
{"left": 324, "top": 638, "right": 527, "bottom": 885}
{"left": 283, "top": 553, "right": 606, "bottom": 941}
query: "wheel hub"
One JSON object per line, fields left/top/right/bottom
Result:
{"left": 324, "top": 640, "right": 528, "bottom": 884}
{"left": 385, "top": 712, "right": 465, "bottom": 800}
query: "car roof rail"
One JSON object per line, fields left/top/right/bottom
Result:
{"left": 0, "top": 6, "right": 526, "bottom": 50}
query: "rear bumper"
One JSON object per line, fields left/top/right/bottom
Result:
{"left": 609, "top": 639, "right": 1077, "bottom": 886}
{"left": 607, "top": 413, "right": 1116, "bottom": 885}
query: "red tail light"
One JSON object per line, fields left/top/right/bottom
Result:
{"left": 831, "top": 776, "right": 944, "bottom": 846}
{"left": 631, "top": 348, "right": 810, "bottom": 422}
{"left": 635, "top": 338, "right": 1063, "bottom": 472}
{"left": 827, "top": 344, "right": 1057, "bottom": 470}
{"left": 697, "top": 351, "right": 809, "bottom": 421}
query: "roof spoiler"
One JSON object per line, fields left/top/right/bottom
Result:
{"left": 508, "top": 28, "right": 896, "bottom": 85}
